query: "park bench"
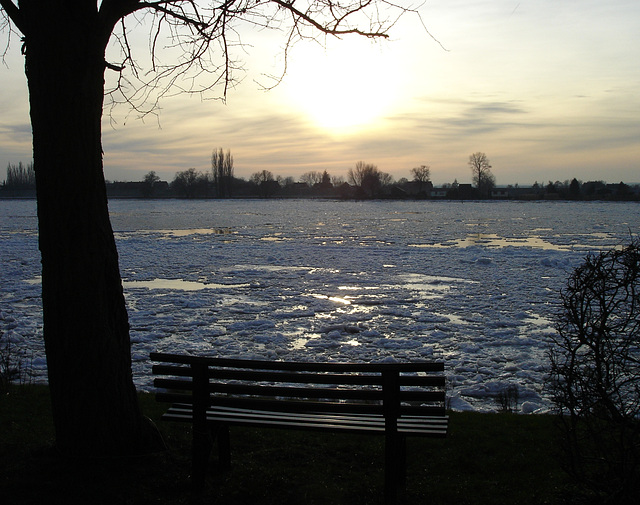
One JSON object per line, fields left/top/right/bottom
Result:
{"left": 150, "top": 352, "right": 448, "bottom": 504}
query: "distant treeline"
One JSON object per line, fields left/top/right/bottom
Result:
{"left": 2, "top": 162, "right": 35, "bottom": 189}
{"left": 2, "top": 161, "right": 639, "bottom": 201}
{"left": 107, "top": 172, "right": 640, "bottom": 201}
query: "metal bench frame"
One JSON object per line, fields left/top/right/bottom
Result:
{"left": 151, "top": 352, "right": 448, "bottom": 504}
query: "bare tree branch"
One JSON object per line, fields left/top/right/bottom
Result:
{"left": 269, "top": 0, "right": 389, "bottom": 38}
{"left": 2, "top": 0, "right": 435, "bottom": 119}
{"left": 0, "top": 0, "right": 25, "bottom": 62}
{"left": 0, "top": 0, "right": 24, "bottom": 34}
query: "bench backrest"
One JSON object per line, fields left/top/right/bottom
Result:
{"left": 151, "top": 352, "right": 446, "bottom": 418}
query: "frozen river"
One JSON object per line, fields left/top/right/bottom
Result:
{"left": 1, "top": 198, "right": 639, "bottom": 412}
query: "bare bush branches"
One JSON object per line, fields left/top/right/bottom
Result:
{"left": 548, "top": 239, "right": 640, "bottom": 503}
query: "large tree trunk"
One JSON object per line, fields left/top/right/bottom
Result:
{"left": 22, "top": 1, "right": 158, "bottom": 457}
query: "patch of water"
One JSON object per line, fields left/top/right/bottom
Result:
{"left": 123, "top": 278, "right": 250, "bottom": 291}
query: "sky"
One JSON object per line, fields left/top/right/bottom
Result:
{"left": 1, "top": 0, "right": 639, "bottom": 186}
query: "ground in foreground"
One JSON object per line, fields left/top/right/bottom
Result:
{"left": 2, "top": 385, "right": 586, "bottom": 504}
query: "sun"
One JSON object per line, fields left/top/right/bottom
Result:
{"left": 282, "top": 39, "right": 402, "bottom": 133}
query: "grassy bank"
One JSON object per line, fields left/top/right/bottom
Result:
{"left": 1, "top": 385, "right": 580, "bottom": 505}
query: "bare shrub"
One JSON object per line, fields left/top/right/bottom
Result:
{"left": 548, "top": 239, "right": 640, "bottom": 503}
{"left": 0, "top": 332, "right": 22, "bottom": 391}
{"left": 496, "top": 384, "right": 519, "bottom": 413}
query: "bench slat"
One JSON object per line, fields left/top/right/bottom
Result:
{"left": 154, "top": 377, "right": 194, "bottom": 391}
{"left": 195, "top": 396, "right": 387, "bottom": 415}
{"left": 152, "top": 364, "right": 195, "bottom": 377}
{"left": 155, "top": 384, "right": 444, "bottom": 406}
{"left": 208, "top": 368, "right": 386, "bottom": 385}
{"left": 162, "top": 404, "right": 448, "bottom": 436}
{"left": 155, "top": 380, "right": 445, "bottom": 403}
{"left": 155, "top": 393, "right": 446, "bottom": 417}
{"left": 169, "top": 404, "right": 449, "bottom": 428}
{"left": 150, "top": 352, "right": 445, "bottom": 373}
{"left": 154, "top": 364, "right": 445, "bottom": 388}
{"left": 206, "top": 382, "right": 385, "bottom": 400}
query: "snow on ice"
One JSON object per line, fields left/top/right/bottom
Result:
{"left": 2, "top": 199, "right": 639, "bottom": 412}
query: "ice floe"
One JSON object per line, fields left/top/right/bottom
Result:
{"left": 2, "top": 198, "right": 639, "bottom": 412}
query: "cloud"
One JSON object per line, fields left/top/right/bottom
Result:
{"left": 0, "top": 122, "right": 33, "bottom": 164}
{"left": 0, "top": 121, "right": 32, "bottom": 141}
{"left": 6, "top": 0, "right": 638, "bottom": 187}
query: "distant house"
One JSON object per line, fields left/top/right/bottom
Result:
{"left": 507, "top": 186, "right": 541, "bottom": 200}
{"left": 106, "top": 180, "right": 169, "bottom": 198}
{"left": 582, "top": 181, "right": 608, "bottom": 199}
{"left": 389, "top": 185, "right": 409, "bottom": 198}
{"left": 491, "top": 188, "right": 510, "bottom": 199}
{"left": 430, "top": 188, "right": 448, "bottom": 199}
{"left": 457, "top": 184, "right": 475, "bottom": 199}
{"left": 606, "top": 182, "right": 634, "bottom": 200}
{"left": 280, "top": 182, "right": 310, "bottom": 197}
{"left": 107, "top": 181, "right": 146, "bottom": 197}
{"left": 401, "top": 180, "right": 433, "bottom": 197}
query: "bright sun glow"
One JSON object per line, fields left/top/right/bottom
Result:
{"left": 282, "top": 39, "right": 403, "bottom": 133}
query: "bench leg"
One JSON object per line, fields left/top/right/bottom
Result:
{"left": 384, "top": 434, "right": 407, "bottom": 505}
{"left": 398, "top": 434, "right": 407, "bottom": 486}
{"left": 192, "top": 425, "right": 213, "bottom": 490}
{"left": 213, "top": 423, "right": 231, "bottom": 470}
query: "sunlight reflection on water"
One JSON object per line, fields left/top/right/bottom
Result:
{"left": 123, "top": 278, "right": 250, "bottom": 291}
{"left": 409, "top": 231, "right": 626, "bottom": 251}
{"left": 409, "top": 233, "right": 576, "bottom": 250}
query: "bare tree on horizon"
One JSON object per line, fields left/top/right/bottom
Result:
{"left": 468, "top": 152, "right": 496, "bottom": 197}
{"left": 411, "top": 164, "right": 431, "bottom": 193}
{"left": 212, "top": 148, "right": 234, "bottom": 198}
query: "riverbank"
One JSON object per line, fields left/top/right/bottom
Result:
{"left": 1, "top": 385, "right": 585, "bottom": 505}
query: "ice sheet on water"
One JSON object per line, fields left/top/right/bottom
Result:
{"left": 2, "top": 199, "right": 639, "bottom": 409}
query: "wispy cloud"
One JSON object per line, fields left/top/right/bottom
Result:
{"left": 2, "top": 0, "right": 639, "bottom": 185}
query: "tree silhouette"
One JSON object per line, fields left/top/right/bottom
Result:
{"left": 0, "top": 0, "right": 413, "bottom": 457}
{"left": 251, "top": 169, "right": 279, "bottom": 197}
{"left": 348, "top": 161, "right": 384, "bottom": 198}
{"left": 300, "top": 170, "right": 324, "bottom": 187}
{"left": 141, "top": 170, "right": 161, "bottom": 197}
{"left": 211, "top": 148, "right": 234, "bottom": 198}
{"left": 548, "top": 239, "right": 640, "bottom": 503}
{"left": 172, "top": 167, "right": 209, "bottom": 198}
{"left": 4, "top": 161, "right": 35, "bottom": 188}
{"left": 411, "top": 165, "right": 431, "bottom": 192}
{"left": 468, "top": 152, "right": 495, "bottom": 197}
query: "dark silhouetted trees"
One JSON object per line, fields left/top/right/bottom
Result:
{"left": 411, "top": 165, "right": 431, "bottom": 194}
{"left": 141, "top": 170, "right": 161, "bottom": 197}
{"left": 548, "top": 239, "right": 640, "bottom": 503}
{"left": 211, "top": 148, "right": 234, "bottom": 198}
{"left": 569, "top": 178, "right": 581, "bottom": 199}
{"left": 348, "top": 161, "right": 391, "bottom": 198}
{"left": 3, "top": 161, "right": 35, "bottom": 189}
{"left": 468, "top": 152, "right": 495, "bottom": 198}
{"left": 171, "top": 168, "right": 210, "bottom": 198}
{"left": 250, "top": 169, "right": 279, "bottom": 197}
{"left": 300, "top": 171, "right": 324, "bottom": 187}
